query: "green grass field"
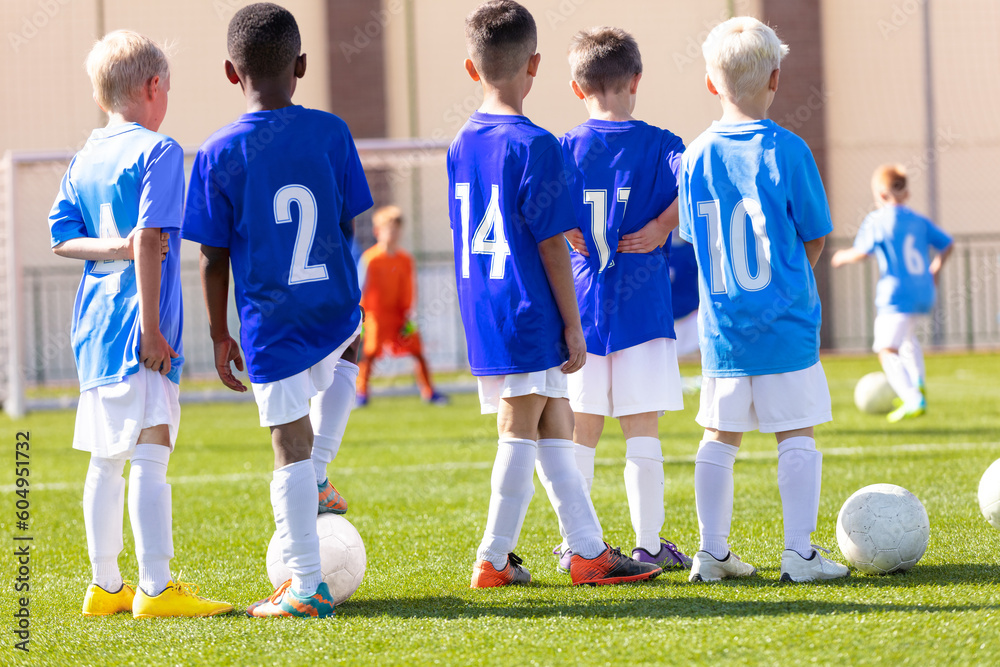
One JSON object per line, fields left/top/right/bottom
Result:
{"left": 2, "top": 353, "right": 999, "bottom": 666}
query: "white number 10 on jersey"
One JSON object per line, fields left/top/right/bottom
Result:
{"left": 455, "top": 183, "right": 511, "bottom": 280}
{"left": 696, "top": 198, "right": 772, "bottom": 293}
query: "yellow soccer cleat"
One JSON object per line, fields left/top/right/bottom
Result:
{"left": 133, "top": 581, "right": 233, "bottom": 618}
{"left": 82, "top": 582, "right": 135, "bottom": 616}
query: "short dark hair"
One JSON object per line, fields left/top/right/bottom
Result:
{"left": 227, "top": 2, "right": 301, "bottom": 79}
{"left": 568, "top": 27, "right": 642, "bottom": 94}
{"left": 465, "top": 1, "right": 537, "bottom": 82}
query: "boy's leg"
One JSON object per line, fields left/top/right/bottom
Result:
{"left": 898, "top": 333, "right": 926, "bottom": 390}
{"left": 310, "top": 351, "right": 359, "bottom": 513}
{"left": 128, "top": 426, "right": 173, "bottom": 598}
{"left": 570, "top": 413, "right": 603, "bottom": 492}
{"left": 774, "top": 427, "right": 821, "bottom": 558}
{"left": 620, "top": 412, "right": 664, "bottom": 554}
{"left": 83, "top": 455, "right": 130, "bottom": 612}
{"left": 694, "top": 430, "right": 741, "bottom": 560}
{"left": 356, "top": 334, "right": 376, "bottom": 405}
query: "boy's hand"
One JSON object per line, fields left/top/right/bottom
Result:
{"left": 564, "top": 228, "right": 589, "bottom": 256}
{"left": 618, "top": 219, "right": 669, "bottom": 254}
{"left": 561, "top": 326, "right": 587, "bottom": 374}
{"left": 213, "top": 336, "right": 247, "bottom": 392}
{"left": 124, "top": 231, "right": 170, "bottom": 262}
{"left": 140, "top": 328, "right": 179, "bottom": 375}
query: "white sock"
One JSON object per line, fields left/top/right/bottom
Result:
{"left": 128, "top": 444, "right": 174, "bottom": 596}
{"left": 536, "top": 439, "right": 604, "bottom": 559}
{"left": 777, "top": 436, "right": 822, "bottom": 558}
{"left": 271, "top": 460, "right": 322, "bottom": 596}
{"left": 881, "top": 351, "right": 921, "bottom": 404}
{"left": 478, "top": 439, "right": 537, "bottom": 569}
{"left": 309, "top": 359, "right": 358, "bottom": 484}
{"left": 574, "top": 443, "right": 596, "bottom": 493}
{"left": 694, "top": 440, "right": 738, "bottom": 560}
{"left": 84, "top": 456, "right": 126, "bottom": 591}
{"left": 899, "top": 337, "right": 925, "bottom": 388}
{"left": 625, "top": 436, "right": 665, "bottom": 553}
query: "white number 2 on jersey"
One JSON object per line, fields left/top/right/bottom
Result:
{"left": 90, "top": 203, "right": 131, "bottom": 295}
{"left": 274, "top": 185, "right": 329, "bottom": 285}
{"left": 696, "top": 198, "right": 772, "bottom": 293}
{"left": 455, "top": 183, "right": 510, "bottom": 280}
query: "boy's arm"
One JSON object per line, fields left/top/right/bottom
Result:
{"left": 53, "top": 232, "right": 170, "bottom": 262}
{"left": 617, "top": 199, "right": 679, "bottom": 254}
{"left": 537, "top": 234, "right": 587, "bottom": 374}
{"left": 929, "top": 243, "right": 953, "bottom": 284}
{"left": 134, "top": 228, "right": 178, "bottom": 375}
{"left": 830, "top": 246, "right": 868, "bottom": 268}
{"left": 804, "top": 236, "right": 827, "bottom": 268}
{"left": 200, "top": 244, "right": 247, "bottom": 392}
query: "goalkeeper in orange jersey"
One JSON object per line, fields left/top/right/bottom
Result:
{"left": 356, "top": 205, "right": 448, "bottom": 406}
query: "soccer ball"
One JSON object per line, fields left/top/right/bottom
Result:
{"left": 854, "top": 372, "right": 897, "bottom": 414}
{"left": 266, "top": 514, "right": 366, "bottom": 605}
{"left": 836, "top": 484, "right": 929, "bottom": 574}
{"left": 978, "top": 459, "right": 1000, "bottom": 529}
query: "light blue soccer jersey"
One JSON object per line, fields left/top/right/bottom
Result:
{"left": 49, "top": 123, "right": 185, "bottom": 391}
{"left": 853, "top": 205, "right": 952, "bottom": 314}
{"left": 183, "top": 106, "right": 373, "bottom": 383}
{"left": 678, "top": 120, "right": 833, "bottom": 377}
{"left": 560, "top": 120, "right": 684, "bottom": 355}
{"left": 447, "top": 112, "right": 576, "bottom": 375}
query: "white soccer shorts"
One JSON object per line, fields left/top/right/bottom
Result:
{"left": 696, "top": 361, "right": 832, "bottom": 433}
{"left": 477, "top": 366, "right": 569, "bottom": 415}
{"left": 872, "top": 312, "right": 925, "bottom": 353}
{"left": 74, "top": 366, "right": 181, "bottom": 459}
{"left": 568, "top": 338, "right": 683, "bottom": 417}
{"left": 252, "top": 322, "right": 362, "bottom": 427}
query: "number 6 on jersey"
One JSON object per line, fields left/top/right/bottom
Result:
{"left": 455, "top": 183, "right": 510, "bottom": 280}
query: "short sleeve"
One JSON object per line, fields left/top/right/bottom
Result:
{"left": 181, "top": 150, "right": 234, "bottom": 248}
{"left": 339, "top": 135, "right": 374, "bottom": 226}
{"left": 662, "top": 131, "right": 686, "bottom": 192}
{"left": 520, "top": 142, "right": 576, "bottom": 242}
{"left": 853, "top": 214, "right": 877, "bottom": 254}
{"left": 49, "top": 166, "right": 88, "bottom": 247}
{"left": 787, "top": 149, "right": 834, "bottom": 242}
{"left": 677, "top": 160, "right": 694, "bottom": 244}
{"left": 925, "top": 219, "right": 952, "bottom": 251}
{"left": 137, "top": 140, "right": 184, "bottom": 232}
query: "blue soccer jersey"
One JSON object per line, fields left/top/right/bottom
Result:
{"left": 669, "top": 233, "right": 699, "bottom": 320}
{"left": 447, "top": 112, "right": 577, "bottom": 375}
{"left": 853, "top": 205, "right": 952, "bottom": 315}
{"left": 560, "top": 120, "right": 684, "bottom": 355}
{"left": 182, "top": 106, "right": 373, "bottom": 383}
{"left": 678, "top": 120, "right": 833, "bottom": 377}
{"left": 49, "top": 123, "right": 185, "bottom": 391}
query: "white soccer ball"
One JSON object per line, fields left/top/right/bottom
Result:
{"left": 978, "top": 459, "right": 1000, "bottom": 530}
{"left": 266, "top": 514, "right": 366, "bottom": 605}
{"left": 854, "top": 372, "right": 898, "bottom": 414}
{"left": 836, "top": 484, "right": 929, "bottom": 574}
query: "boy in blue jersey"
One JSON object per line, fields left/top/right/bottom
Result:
{"left": 832, "top": 164, "right": 953, "bottom": 422}
{"left": 536, "top": 27, "right": 691, "bottom": 573}
{"left": 183, "top": 3, "right": 372, "bottom": 618}
{"left": 49, "top": 31, "right": 232, "bottom": 618}
{"left": 679, "top": 17, "right": 849, "bottom": 583}
{"left": 450, "top": 1, "right": 661, "bottom": 588}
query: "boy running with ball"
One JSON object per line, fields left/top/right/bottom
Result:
{"left": 537, "top": 27, "right": 691, "bottom": 573}
{"left": 450, "top": 0, "right": 661, "bottom": 588}
{"left": 679, "top": 17, "right": 849, "bottom": 583}
{"left": 183, "top": 3, "right": 372, "bottom": 617}
{"left": 50, "top": 30, "right": 232, "bottom": 617}
{"left": 831, "top": 164, "right": 953, "bottom": 422}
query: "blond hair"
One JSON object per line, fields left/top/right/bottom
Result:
{"left": 568, "top": 27, "right": 642, "bottom": 95}
{"left": 872, "top": 164, "right": 908, "bottom": 200}
{"left": 702, "top": 17, "right": 788, "bottom": 103}
{"left": 373, "top": 205, "right": 403, "bottom": 228}
{"left": 85, "top": 30, "right": 169, "bottom": 113}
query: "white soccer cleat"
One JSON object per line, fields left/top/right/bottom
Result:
{"left": 688, "top": 550, "right": 757, "bottom": 582}
{"left": 779, "top": 546, "right": 850, "bottom": 582}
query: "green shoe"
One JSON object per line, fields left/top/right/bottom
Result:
{"left": 888, "top": 398, "right": 926, "bottom": 423}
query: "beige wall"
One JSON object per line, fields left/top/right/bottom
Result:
{"left": 1, "top": 0, "right": 330, "bottom": 152}
{"left": 822, "top": 0, "right": 1000, "bottom": 238}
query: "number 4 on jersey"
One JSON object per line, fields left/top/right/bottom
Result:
{"left": 455, "top": 183, "right": 510, "bottom": 280}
